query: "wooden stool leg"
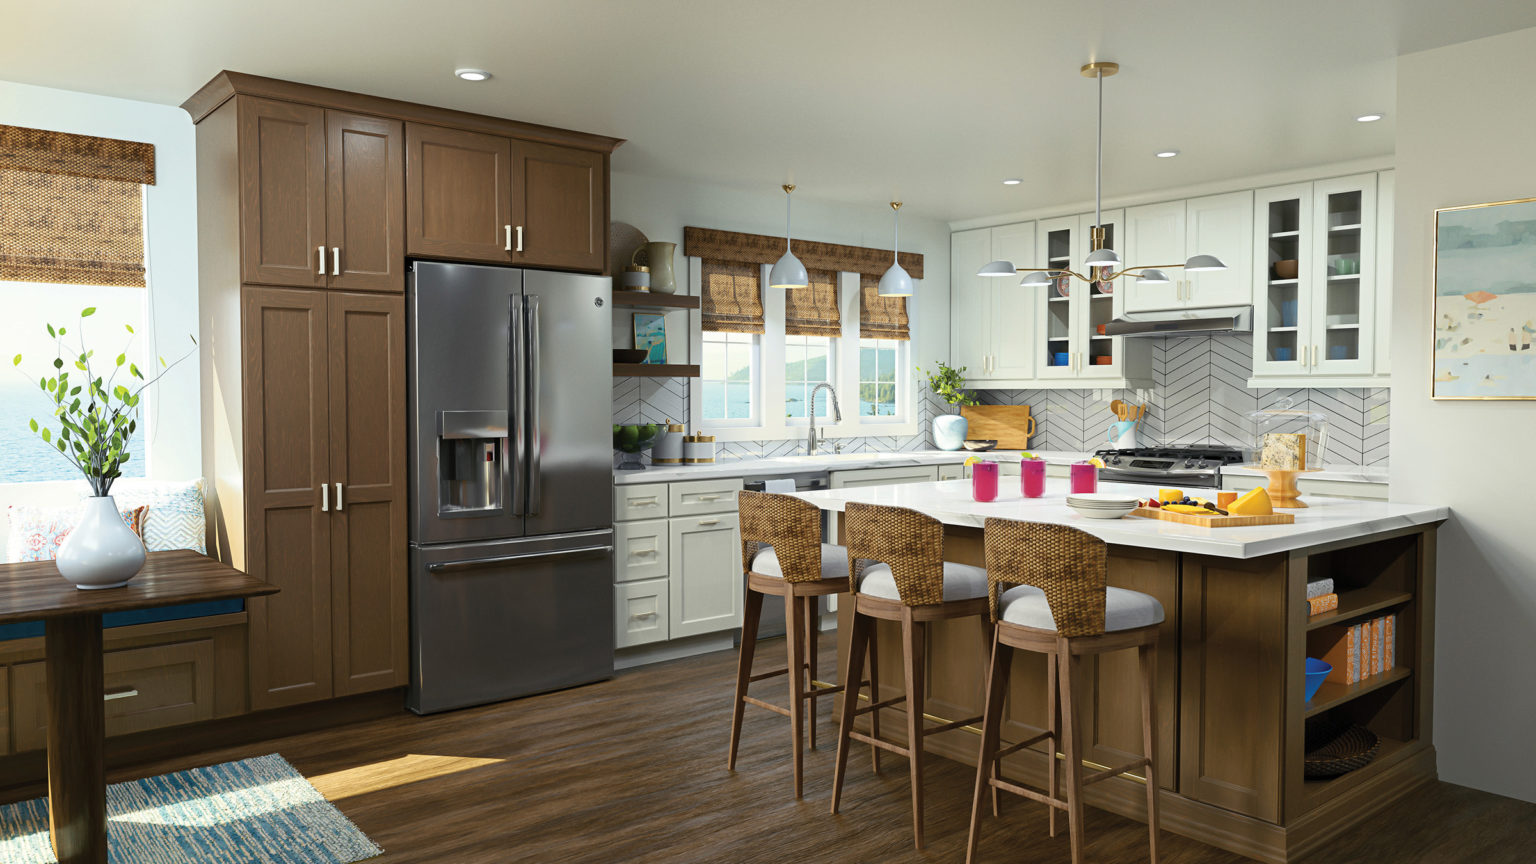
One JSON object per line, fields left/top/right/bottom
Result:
{"left": 806, "top": 595, "right": 819, "bottom": 750}
{"left": 980, "top": 614, "right": 1000, "bottom": 819}
{"left": 966, "top": 629, "right": 1012, "bottom": 864}
{"left": 1139, "top": 641, "right": 1161, "bottom": 864}
{"left": 902, "top": 609, "right": 927, "bottom": 850}
{"left": 784, "top": 591, "right": 807, "bottom": 798}
{"left": 1058, "top": 646, "right": 1086, "bottom": 864}
{"left": 868, "top": 622, "right": 881, "bottom": 774}
{"left": 831, "top": 608, "right": 870, "bottom": 815}
{"left": 728, "top": 588, "right": 765, "bottom": 770}
{"left": 1047, "top": 648, "right": 1060, "bottom": 837}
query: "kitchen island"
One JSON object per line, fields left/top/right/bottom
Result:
{"left": 793, "top": 479, "right": 1446, "bottom": 864}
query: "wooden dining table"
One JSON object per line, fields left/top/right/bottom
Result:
{"left": 0, "top": 550, "right": 276, "bottom": 864}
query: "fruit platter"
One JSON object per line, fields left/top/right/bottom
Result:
{"left": 1131, "top": 487, "right": 1296, "bottom": 527}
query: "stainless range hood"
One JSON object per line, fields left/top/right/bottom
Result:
{"left": 1103, "top": 306, "right": 1252, "bottom": 337}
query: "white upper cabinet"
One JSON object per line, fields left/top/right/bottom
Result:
{"left": 1123, "top": 191, "right": 1253, "bottom": 312}
{"left": 950, "top": 228, "right": 993, "bottom": 381}
{"left": 951, "top": 223, "right": 1036, "bottom": 385}
{"left": 988, "top": 222, "right": 1036, "bottom": 381}
{"left": 1123, "top": 201, "right": 1187, "bottom": 312}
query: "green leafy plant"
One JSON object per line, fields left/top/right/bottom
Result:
{"left": 918, "top": 361, "right": 979, "bottom": 407}
{"left": 12, "top": 307, "right": 195, "bottom": 497}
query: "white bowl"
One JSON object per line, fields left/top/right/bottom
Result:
{"left": 1067, "top": 492, "right": 1141, "bottom": 506}
{"left": 1067, "top": 502, "right": 1136, "bottom": 520}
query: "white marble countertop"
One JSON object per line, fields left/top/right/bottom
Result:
{"left": 790, "top": 478, "right": 1444, "bottom": 559}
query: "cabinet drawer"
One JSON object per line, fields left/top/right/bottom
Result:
{"left": 937, "top": 463, "right": 965, "bottom": 481}
{"left": 615, "top": 578, "right": 669, "bottom": 648}
{"left": 614, "top": 519, "right": 669, "bottom": 583}
{"left": 11, "top": 639, "right": 216, "bottom": 752}
{"left": 668, "top": 478, "right": 742, "bottom": 517}
{"left": 614, "top": 483, "right": 669, "bottom": 521}
{"left": 829, "top": 466, "right": 938, "bottom": 488}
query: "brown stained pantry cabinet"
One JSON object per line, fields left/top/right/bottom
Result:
{"left": 186, "top": 71, "right": 621, "bottom": 716}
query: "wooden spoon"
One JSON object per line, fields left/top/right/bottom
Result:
{"left": 1110, "top": 399, "right": 1126, "bottom": 420}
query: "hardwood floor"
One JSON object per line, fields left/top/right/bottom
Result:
{"left": 35, "top": 638, "right": 1536, "bottom": 863}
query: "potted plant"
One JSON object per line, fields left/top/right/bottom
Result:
{"left": 918, "top": 361, "right": 978, "bottom": 451}
{"left": 12, "top": 308, "right": 195, "bottom": 589}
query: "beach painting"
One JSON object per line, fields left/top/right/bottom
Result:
{"left": 633, "top": 312, "right": 667, "bottom": 364}
{"left": 1433, "top": 197, "right": 1536, "bottom": 399}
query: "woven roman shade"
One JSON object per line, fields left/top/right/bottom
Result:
{"left": 0, "top": 125, "right": 156, "bottom": 185}
{"left": 701, "top": 259, "right": 765, "bottom": 334}
{"left": 684, "top": 226, "right": 922, "bottom": 280}
{"left": 0, "top": 169, "right": 147, "bottom": 287}
{"left": 784, "top": 269, "right": 841, "bottom": 337}
{"left": 859, "top": 273, "right": 909, "bottom": 341}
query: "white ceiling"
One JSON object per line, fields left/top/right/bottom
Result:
{"left": 6, "top": 0, "right": 1536, "bottom": 222}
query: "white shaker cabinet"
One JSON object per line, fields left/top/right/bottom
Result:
{"left": 1123, "top": 192, "right": 1253, "bottom": 313}
{"left": 1122, "top": 200, "right": 1187, "bottom": 312}
{"left": 950, "top": 224, "right": 1036, "bottom": 384}
{"left": 668, "top": 512, "right": 742, "bottom": 640}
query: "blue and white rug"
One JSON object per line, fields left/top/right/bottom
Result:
{"left": 0, "top": 753, "right": 382, "bottom": 863}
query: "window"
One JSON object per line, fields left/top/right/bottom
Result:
{"left": 700, "top": 331, "right": 757, "bottom": 423}
{"left": 784, "top": 335, "right": 835, "bottom": 421}
{"left": 858, "top": 338, "right": 903, "bottom": 418}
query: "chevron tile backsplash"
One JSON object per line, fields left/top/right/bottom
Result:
{"left": 978, "top": 333, "right": 1390, "bottom": 466}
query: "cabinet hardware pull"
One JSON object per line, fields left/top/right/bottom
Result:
{"left": 516, "top": 225, "right": 524, "bottom": 252}
{"left": 696, "top": 494, "right": 719, "bottom": 502}
{"left": 321, "top": 483, "right": 328, "bottom": 512}
{"left": 631, "top": 549, "right": 657, "bottom": 558}
{"left": 629, "top": 496, "right": 658, "bottom": 504}
{"left": 632, "top": 611, "right": 658, "bottom": 619}
{"left": 104, "top": 687, "right": 138, "bottom": 701}
{"left": 335, "top": 482, "right": 343, "bottom": 511}
{"left": 318, "top": 245, "right": 326, "bottom": 276}
{"left": 504, "top": 225, "right": 512, "bottom": 252}
{"left": 698, "top": 518, "right": 720, "bottom": 526}
{"left": 332, "top": 247, "right": 340, "bottom": 276}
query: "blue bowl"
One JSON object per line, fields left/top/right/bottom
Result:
{"left": 1304, "top": 657, "right": 1332, "bottom": 702}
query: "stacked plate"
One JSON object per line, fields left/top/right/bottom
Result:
{"left": 1065, "top": 492, "right": 1140, "bottom": 520}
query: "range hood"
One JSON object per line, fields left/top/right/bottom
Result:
{"left": 1103, "top": 306, "right": 1252, "bottom": 337}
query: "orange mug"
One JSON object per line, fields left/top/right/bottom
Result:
{"left": 1096, "top": 324, "right": 1107, "bottom": 335}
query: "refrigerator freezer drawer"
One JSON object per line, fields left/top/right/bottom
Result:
{"left": 408, "top": 531, "right": 614, "bottom": 714}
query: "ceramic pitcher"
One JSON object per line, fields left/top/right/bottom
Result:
{"left": 646, "top": 242, "right": 678, "bottom": 294}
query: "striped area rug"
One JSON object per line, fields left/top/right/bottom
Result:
{"left": 0, "top": 754, "right": 381, "bottom": 863}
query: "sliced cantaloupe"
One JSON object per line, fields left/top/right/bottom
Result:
{"left": 1227, "top": 486, "right": 1274, "bottom": 516}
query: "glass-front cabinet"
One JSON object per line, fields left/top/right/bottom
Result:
{"left": 1034, "top": 210, "right": 1145, "bottom": 381}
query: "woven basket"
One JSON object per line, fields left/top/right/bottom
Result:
{"left": 1303, "top": 724, "right": 1381, "bottom": 778}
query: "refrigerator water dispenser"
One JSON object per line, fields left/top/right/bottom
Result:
{"left": 437, "top": 410, "right": 508, "bottom": 515}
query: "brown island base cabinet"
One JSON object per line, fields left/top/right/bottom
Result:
{"left": 833, "top": 520, "right": 1438, "bottom": 864}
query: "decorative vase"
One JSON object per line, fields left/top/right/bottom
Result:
{"left": 933, "top": 413, "right": 968, "bottom": 451}
{"left": 55, "top": 496, "right": 146, "bottom": 590}
{"left": 646, "top": 241, "right": 677, "bottom": 294}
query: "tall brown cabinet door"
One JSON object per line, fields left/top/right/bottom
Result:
{"left": 405, "top": 123, "right": 513, "bottom": 263}
{"left": 242, "top": 287, "right": 334, "bottom": 710}
{"left": 327, "top": 292, "right": 409, "bottom": 695}
{"left": 326, "top": 112, "right": 405, "bottom": 292}
{"left": 511, "top": 141, "right": 605, "bottom": 272}
{"left": 240, "top": 98, "right": 327, "bottom": 288}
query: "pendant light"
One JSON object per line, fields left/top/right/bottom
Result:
{"left": 769, "top": 183, "right": 809, "bottom": 289}
{"left": 878, "top": 201, "right": 914, "bottom": 297}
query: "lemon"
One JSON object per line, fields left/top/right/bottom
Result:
{"left": 963, "top": 456, "right": 983, "bottom": 467}
{"left": 1087, "top": 457, "right": 1106, "bottom": 468}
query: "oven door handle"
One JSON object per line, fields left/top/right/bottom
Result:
{"left": 1101, "top": 469, "right": 1218, "bottom": 488}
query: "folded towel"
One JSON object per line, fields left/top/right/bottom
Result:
{"left": 764, "top": 478, "right": 796, "bottom": 494}
{"left": 1306, "top": 578, "right": 1335, "bottom": 600}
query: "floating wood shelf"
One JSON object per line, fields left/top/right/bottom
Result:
{"left": 1307, "top": 588, "right": 1412, "bottom": 631}
{"left": 1305, "top": 666, "right": 1412, "bottom": 718}
{"left": 613, "top": 363, "right": 699, "bottom": 378}
{"left": 611, "top": 291, "right": 700, "bottom": 310}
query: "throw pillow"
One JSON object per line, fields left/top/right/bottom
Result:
{"left": 6, "top": 504, "right": 148, "bottom": 563}
{"left": 91, "top": 479, "right": 206, "bottom": 554}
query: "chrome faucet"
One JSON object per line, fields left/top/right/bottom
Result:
{"left": 807, "top": 383, "right": 843, "bottom": 456}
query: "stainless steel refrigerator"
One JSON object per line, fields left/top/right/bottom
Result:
{"left": 407, "top": 260, "right": 614, "bottom": 715}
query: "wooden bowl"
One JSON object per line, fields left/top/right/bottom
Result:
{"left": 613, "top": 349, "right": 648, "bottom": 364}
{"left": 1273, "top": 259, "right": 1299, "bottom": 280}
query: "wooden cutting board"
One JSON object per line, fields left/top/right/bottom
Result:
{"left": 960, "top": 405, "right": 1036, "bottom": 449}
{"left": 1130, "top": 507, "right": 1295, "bottom": 528}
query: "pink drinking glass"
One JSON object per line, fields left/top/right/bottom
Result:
{"left": 1021, "top": 458, "right": 1046, "bottom": 498}
{"left": 1069, "top": 461, "right": 1098, "bottom": 494}
{"left": 972, "top": 461, "right": 999, "bottom": 502}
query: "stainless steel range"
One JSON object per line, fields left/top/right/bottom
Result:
{"left": 1092, "top": 445, "right": 1246, "bottom": 489}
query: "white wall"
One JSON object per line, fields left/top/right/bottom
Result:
{"left": 1392, "top": 26, "right": 1536, "bottom": 804}
{"left": 610, "top": 171, "right": 952, "bottom": 438}
{"left": 0, "top": 80, "right": 199, "bottom": 536}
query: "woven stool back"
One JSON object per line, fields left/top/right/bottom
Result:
{"left": 738, "top": 491, "right": 825, "bottom": 583}
{"left": 843, "top": 502, "right": 946, "bottom": 606}
{"left": 982, "top": 518, "right": 1108, "bottom": 637}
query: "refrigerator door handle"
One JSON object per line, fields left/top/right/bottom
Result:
{"left": 526, "top": 294, "right": 543, "bottom": 515}
{"left": 425, "top": 544, "right": 613, "bottom": 573}
{"left": 510, "top": 296, "right": 527, "bottom": 516}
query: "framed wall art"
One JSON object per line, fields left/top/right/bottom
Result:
{"left": 1433, "top": 196, "right": 1536, "bottom": 399}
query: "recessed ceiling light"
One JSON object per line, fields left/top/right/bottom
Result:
{"left": 1356, "top": 113, "right": 1383, "bottom": 123}
{"left": 455, "top": 68, "right": 492, "bottom": 82}
{"left": 1155, "top": 149, "right": 1179, "bottom": 158}
{"left": 1002, "top": 178, "right": 1022, "bottom": 185}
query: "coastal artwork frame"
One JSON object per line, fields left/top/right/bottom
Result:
{"left": 632, "top": 312, "right": 667, "bottom": 364}
{"left": 1432, "top": 195, "right": 1536, "bottom": 400}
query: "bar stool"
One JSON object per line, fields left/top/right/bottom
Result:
{"left": 728, "top": 491, "right": 855, "bottom": 799}
{"left": 831, "top": 502, "right": 992, "bottom": 850}
{"left": 966, "top": 518, "right": 1163, "bottom": 864}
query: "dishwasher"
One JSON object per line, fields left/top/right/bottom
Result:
{"left": 741, "top": 472, "right": 832, "bottom": 640}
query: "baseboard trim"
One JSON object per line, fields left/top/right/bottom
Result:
{"left": 616, "top": 633, "right": 735, "bottom": 670}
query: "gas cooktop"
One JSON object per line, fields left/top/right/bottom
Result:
{"left": 1091, "top": 445, "right": 1246, "bottom": 488}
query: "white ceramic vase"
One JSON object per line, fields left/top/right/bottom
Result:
{"left": 932, "top": 413, "right": 968, "bottom": 451}
{"left": 55, "top": 495, "right": 146, "bottom": 590}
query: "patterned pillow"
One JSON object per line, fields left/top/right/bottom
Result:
{"left": 96, "top": 479, "right": 207, "bottom": 554}
{"left": 6, "top": 504, "right": 148, "bottom": 563}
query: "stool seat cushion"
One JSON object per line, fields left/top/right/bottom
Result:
{"left": 858, "top": 561, "right": 989, "bottom": 603}
{"left": 999, "top": 584, "right": 1165, "bottom": 632}
{"left": 751, "top": 543, "right": 850, "bottom": 581}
